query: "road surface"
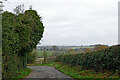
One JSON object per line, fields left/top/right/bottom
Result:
{"left": 24, "top": 66, "right": 75, "bottom": 80}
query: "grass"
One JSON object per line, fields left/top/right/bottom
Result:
{"left": 35, "top": 51, "right": 55, "bottom": 58}
{"left": 16, "top": 68, "right": 32, "bottom": 79}
{"left": 6, "top": 68, "right": 32, "bottom": 80}
{"left": 28, "top": 62, "right": 119, "bottom": 80}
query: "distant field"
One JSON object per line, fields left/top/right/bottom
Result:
{"left": 35, "top": 50, "right": 83, "bottom": 58}
{"left": 35, "top": 51, "right": 55, "bottom": 58}
{"left": 72, "top": 46, "right": 94, "bottom": 49}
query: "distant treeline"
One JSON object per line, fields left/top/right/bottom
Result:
{"left": 36, "top": 44, "right": 108, "bottom": 52}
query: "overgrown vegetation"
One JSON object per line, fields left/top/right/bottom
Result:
{"left": 56, "top": 45, "right": 120, "bottom": 76}
{"left": 2, "top": 8, "right": 44, "bottom": 78}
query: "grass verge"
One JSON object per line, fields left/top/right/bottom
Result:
{"left": 16, "top": 68, "right": 31, "bottom": 79}
{"left": 28, "top": 62, "right": 119, "bottom": 80}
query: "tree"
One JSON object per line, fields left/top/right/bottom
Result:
{"left": 43, "top": 47, "right": 47, "bottom": 64}
{"left": 85, "top": 48, "right": 92, "bottom": 52}
{"left": 94, "top": 44, "right": 109, "bottom": 51}
{"left": 29, "top": 5, "right": 32, "bottom": 10}
{"left": 51, "top": 45, "right": 58, "bottom": 51}
{"left": 13, "top": 4, "right": 24, "bottom": 15}
{"left": 68, "top": 49, "right": 75, "bottom": 54}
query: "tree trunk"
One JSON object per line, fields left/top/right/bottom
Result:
{"left": 43, "top": 47, "right": 47, "bottom": 64}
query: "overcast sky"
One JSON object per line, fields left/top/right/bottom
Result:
{"left": 3, "top": 0, "right": 119, "bottom": 46}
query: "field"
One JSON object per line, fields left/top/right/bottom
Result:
{"left": 72, "top": 46, "right": 94, "bottom": 49}
{"left": 35, "top": 50, "right": 83, "bottom": 58}
{"left": 35, "top": 51, "right": 55, "bottom": 58}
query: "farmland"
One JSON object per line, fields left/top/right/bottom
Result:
{"left": 35, "top": 51, "right": 55, "bottom": 58}
{"left": 35, "top": 45, "right": 95, "bottom": 58}
{"left": 35, "top": 50, "right": 83, "bottom": 58}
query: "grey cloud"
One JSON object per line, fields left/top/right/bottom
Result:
{"left": 3, "top": 0, "right": 119, "bottom": 46}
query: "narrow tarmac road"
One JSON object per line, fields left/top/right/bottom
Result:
{"left": 24, "top": 66, "right": 75, "bottom": 80}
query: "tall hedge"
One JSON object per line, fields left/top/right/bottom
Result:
{"left": 2, "top": 10, "right": 44, "bottom": 78}
{"left": 56, "top": 45, "right": 120, "bottom": 73}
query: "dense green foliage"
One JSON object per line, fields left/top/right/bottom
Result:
{"left": 27, "top": 51, "right": 37, "bottom": 64}
{"left": 56, "top": 45, "right": 120, "bottom": 74}
{"left": 2, "top": 10, "right": 44, "bottom": 78}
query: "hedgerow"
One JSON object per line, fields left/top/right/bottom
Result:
{"left": 2, "top": 10, "right": 44, "bottom": 78}
{"left": 56, "top": 45, "right": 120, "bottom": 73}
